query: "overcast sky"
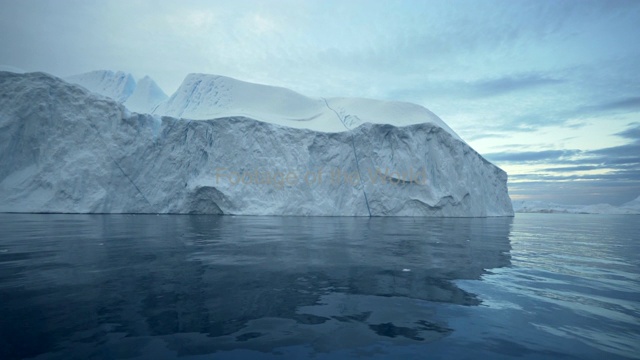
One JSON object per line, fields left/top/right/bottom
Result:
{"left": 1, "top": 0, "right": 639, "bottom": 205}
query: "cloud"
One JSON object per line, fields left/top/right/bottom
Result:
{"left": 583, "top": 96, "right": 640, "bottom": 113}
{"left": 461, "top": 133, "right": 506, "bottom": 141}
{"left": 542, "top": 165, "right": 600, "bottom": 172}
{"left": 484, "top": 149, "right": 580, "bottom": 162}
{"left": 591, "top": 142, "right": 640, "bottom": 159}
{"left": 490, "top": 129, "right": 640, "bottom": 203}
{"left": 478, "top": 122, "right": 640, "bottom": 162}
{"left": 467, "top": 74, "right": 565, "bottom": 97}
{"left": 386, "top": 72, "right": 566, "bottom": 103}
{"left": 489, "top": 139, "right": 640, "bottom": 167}
{"left": 614, "top": 123, "right": 640, "bottom": 140}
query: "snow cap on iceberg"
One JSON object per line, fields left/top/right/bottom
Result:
{"left": 124, "top": 75, "right": 168, "bottom": 113}
{"left": 65, "top": 70, "right": 136, "bottom": 103}
{"left": 153, "top": 73, "right": 464, "bottom": 141}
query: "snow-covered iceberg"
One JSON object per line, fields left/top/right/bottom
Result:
{"left": 65, "top": 70, "right": 167, "bottom": 113}
{"left": 0, "top": 71, "right": 513, "bottom": 216}
{"left": 123, "top": 75, "right": 168, "bottom": 114}
{"left": 65, "top": 70, "right": 136, "bottom": 103}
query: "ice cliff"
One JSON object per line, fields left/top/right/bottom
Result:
{"left": 0, "top": 71, "right": 513, "bottom": 216}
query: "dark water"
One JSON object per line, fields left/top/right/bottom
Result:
{"left": 0, "top": 214, "right": 638, "bottom": 360}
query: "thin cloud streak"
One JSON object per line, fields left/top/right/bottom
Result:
{"left": 485, "top": 150, "right": 581, "bottom": 163}
{"left": 578, "top": 96, "right": 640, "bottom": 114}
{"left": 469, "top": 74, "right": 564, "bottom": 97}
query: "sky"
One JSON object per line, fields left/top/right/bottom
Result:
{"left": 1, "top": 0, "right": 639, "bottom": 205}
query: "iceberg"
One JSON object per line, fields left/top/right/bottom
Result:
{"left": 65, "top": 70, "right": 168, "bottom": 114}
{"left": 65, "top": 70, "right": 136, "bottom": 103}
{"left": 512, "top": 199, "right": 640, "bottom": 215}
{"left": 621, "top": 195, "right": 640, "bottom": 212}
{"left": 123, "top": 76, "right": 168, "bottom": 114}
{"left": 0, "top": 71, "right": 513, "bottom": 216}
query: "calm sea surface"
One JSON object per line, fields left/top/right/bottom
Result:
{"left": 0, "top": 213, "right": 638, "bottom": 360}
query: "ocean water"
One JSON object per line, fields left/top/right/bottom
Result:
{"left": 0, "top": 213, "right": 637, "bottom": 360}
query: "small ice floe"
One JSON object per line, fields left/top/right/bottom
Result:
{"left": 402, "top": 268, "right": 411, "bottom": 272}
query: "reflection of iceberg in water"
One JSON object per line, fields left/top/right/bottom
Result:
{"left": 0, "top": 215, "right": 512, "bottom": 358}
{"left": 182, "top": 216, "right": 513, "bottom": 353}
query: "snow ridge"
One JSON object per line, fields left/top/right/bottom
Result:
{"left": 154, "top": 73, "right": 327, "bottom": 125}
{"left": 124, "top": 76, "right": 168, "bottom": 114}
{"left": 152, "top": 73, "right": 465, "bottom": 141}
{"left": 65, "top": 70, "right": 136, "bottom": 103}
{"left": 63, "top": 70, "right": 464, "bottom": 142}
{"left": 65, "top": 71, "right": 168, "bottom": 114}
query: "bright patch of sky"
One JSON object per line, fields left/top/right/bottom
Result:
{"left": 1, "top": 0, "right": 638, "bottom": 204}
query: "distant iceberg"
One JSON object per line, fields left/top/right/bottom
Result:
{"left": 512, "top": 198, "right": 640, "bottom": 214}
{"left": 0, "top": 71, "right": 513, "bottom": 216}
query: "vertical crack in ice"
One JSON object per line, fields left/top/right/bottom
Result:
{"left": 86, "top": 113, "right": 153, "bottom": 209}
{"left": 178, "top": 79, "right": 202, "bottom": 119}
{"left": 109, "top": 154, "right": 153, "bottom": 208}
{"left": 322, "top": 98, "right": 372, "bottom": 217}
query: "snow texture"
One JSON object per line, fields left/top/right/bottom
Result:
{"left": 0, "top": 71, "right": 513, "bottom": 216}
{"left": 124, "top": 76, "right": 168, "bottom": 114}
{"left": 66, "top": 70, "right": 168, "bottom": 114}
{"left": 65, "top": 70, "right": 136, "bottom": 103}
{"left": 512, "top": 199, "right": 640, "bottom": 215}
{"left": 153, "top": 74, "right": 464, "bottom": 141}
